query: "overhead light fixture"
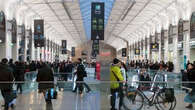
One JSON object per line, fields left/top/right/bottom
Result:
{"left": 121, "top": 0, "right": 136, "bottom": 21}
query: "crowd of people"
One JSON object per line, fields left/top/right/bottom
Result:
{"left": 0, "top": 57, "right": 92, "bottom": 110}
{"left": 1, "top": 56, "right": 195, "bottom": 110}
{"left": 128, "top": 60, "right": 174, "bottom": 72}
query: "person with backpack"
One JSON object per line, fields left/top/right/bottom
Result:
{"left": 36, "top": 62, "right": 54, "bottom": 110}
{"left": 110, "top": 58, "right": 124, "bottom": 110}
{"left": 73, "top": 58, "right": 91, "bottom": 94}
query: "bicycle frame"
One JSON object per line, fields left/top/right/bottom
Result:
{"left": 137, "top": 88, "right": 159, "bottom": 106}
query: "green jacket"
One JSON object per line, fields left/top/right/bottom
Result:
{"left": 110, "top": 65, "right": 124, "bottom": 89}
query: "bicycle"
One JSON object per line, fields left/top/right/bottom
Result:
{"left": 122, "top": 73, "right": 176, "bottom": 110}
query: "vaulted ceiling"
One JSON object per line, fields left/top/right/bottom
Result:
{"left": 3, "top": 0, "right": 193, "bottom": 50}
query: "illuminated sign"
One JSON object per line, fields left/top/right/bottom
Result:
{"left": 150, "top": 43, "right": 159, "bottom": 51}
{"left": 135, "top": 49, "right": 140, "bottom": 55}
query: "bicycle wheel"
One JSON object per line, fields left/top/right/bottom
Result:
{"left": 155, "top": 91, "right": 176, "bottom": 110}
{"left": 123, "top": 90, "right": 144, "bottom": 110}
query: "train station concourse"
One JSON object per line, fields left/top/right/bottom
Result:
{"left": 0, "top": 0, "right": 195, "bottom": 110}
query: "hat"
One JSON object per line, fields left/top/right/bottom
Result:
{"left": 113, "top": 58, "right": 120, "bottom": 64}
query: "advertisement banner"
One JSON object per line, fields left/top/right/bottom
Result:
{"left": 34, "top": 19, "right": 44, "bottom": 47}
{"left": 0, "top": 11, "right": 5, "bottom": 44}
{"left": 122, "top": 48, "right": 127, "bottom": 57}
{"left": 190, "top": 12, "right": 195, "bottom": 39}
{"left": 61, "top": 40, "right": 67, "bottom": 54}
{"left": 91, "top": 2, "right": 104, "bottom": 40}
{"left": 12, "top": 19, "right": 17, "bottom": 43}
{"left": 71, "top": 47, "right": 75, "bottom": 57}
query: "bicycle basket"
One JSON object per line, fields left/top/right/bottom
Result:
{"left": 164, "top": 88, "right": 174, "bottom": 102}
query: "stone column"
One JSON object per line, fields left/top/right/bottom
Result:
{"left": 173, "top": 26, "right": 179, "bottom": 72}
{"left": 147, "top": 37, "right": 151, "bottom": 61}
{"left": 24, "top": 29, "right": 29, "bottom": 62}
{"left": 31, "top": 32, "right": 35, "bottom": 61}
{"left": 5, "top": 21, "right": 12, "bottom": 59}
{"left": 183, "top": 21, "right": 190, "bottom": 64}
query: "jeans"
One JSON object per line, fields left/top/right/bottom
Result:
{"left": 110, "top": 88, "right": 123, "bottom": 110}
{"left": 43, "top": 90, "right": 53, "bottom": 110}
{"left": 1, "top": 89, "right": 12, "bottom": 110}
{"left": 74, "top": 77, "right": 91, "bottom": 93}
{"left": 17, "top": 83, "right": 23, "bottom": 93}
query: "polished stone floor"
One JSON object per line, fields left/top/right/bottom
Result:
{"left": 0, "top": 66, "right": 193, "bottom": 110}
{"left": 0, "top": 90, "right": 192, "bottom": 110}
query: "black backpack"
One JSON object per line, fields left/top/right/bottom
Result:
{"left": 77, "top": 64, "right": 87, "bottom": 77}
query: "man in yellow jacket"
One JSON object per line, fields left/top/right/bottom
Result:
{"left": 110, "top": 58, "right": 124, "bottom": 110}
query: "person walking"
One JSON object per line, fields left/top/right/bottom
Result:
{"left": 36, "top": 62, "right": 54, "bottom": 110}
{"left": 8, "top": 59, "right": 16, "bottom": 73}
{"left": 110, "top": 58, "right": 124, "bottom": 110}
{"left": 29, "top": 61, "right": 37, "bottom": 72}
{"left": 15, "top": 61, "right": 25, "bottom": 94}
{"left": 0, "top": 58, "right": 14, "bottom": 110}
{"left": 73, "top": 58, "right": 91, "bottom": 94}
{"left": 67, "top": 61, "right": 74, "bottom": 80}
{"left": 184, "top": 63, "right": 195, "bottom": 109}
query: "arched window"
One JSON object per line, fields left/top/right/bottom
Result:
{"left": 178, "top": 19, "right": 184, "bottom": 42}
{"left": 168, "top": 24, "right": 173, "bottom": 44}
{"left": 190, "top": 12, "right": 195, "bottom": 39}
{"left": 0, "top": 11, "right": 6, "bottom": 43}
